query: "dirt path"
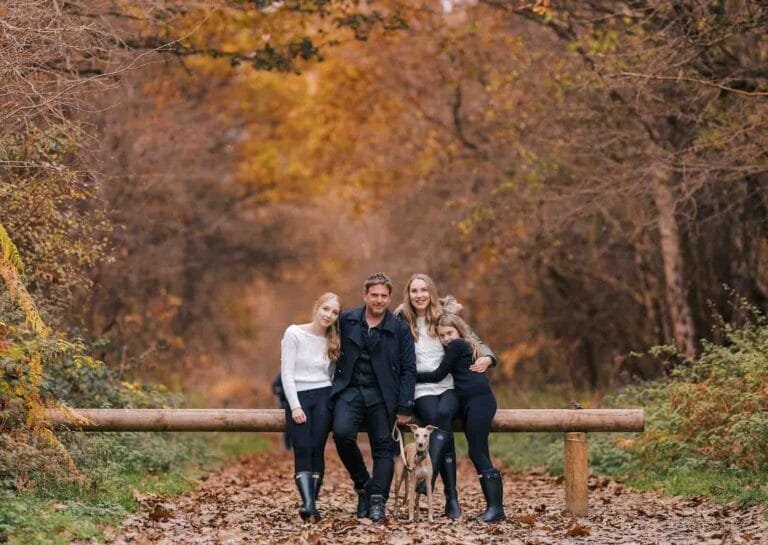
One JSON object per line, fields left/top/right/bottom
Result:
{"left": 106, "top": 440, "right": 766, "bottom": 545}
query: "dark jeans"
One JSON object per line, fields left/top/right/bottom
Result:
{"left": 332, "top": 389, "right": 394, "bottom": 496}
{"left": 285, "top": 386, "right": 333, "bottom": 474}
{"left": 460, "top": 392, "right": 497, "bottom": 473}
{"left": 414, "top": 390, "right": 459, "bottom": 473}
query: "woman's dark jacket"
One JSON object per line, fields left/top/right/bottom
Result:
{"left": 331, "top": 306, "right": 417, "bottom": 421}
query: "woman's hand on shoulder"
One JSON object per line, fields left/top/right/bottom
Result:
{"left": 291, "top": 407, "right": 307, "bottom": 424}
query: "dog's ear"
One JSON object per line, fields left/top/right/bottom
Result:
{"left": 425, "top": 425, "right": 436, "bottom": 432}
{"left": 407, "top": 423, "right": 419, "bottom": 432}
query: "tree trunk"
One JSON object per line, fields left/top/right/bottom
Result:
{"left": 652, "top": 169, "right": 697, "bottom": 359}
{"left": 732, "top": 176, "right": 768, "bottom": 307}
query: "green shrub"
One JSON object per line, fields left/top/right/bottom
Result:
{"left": 619, "top": 314, "right": 768, "bottom": 473}
{"left": 493, "top": 313, "right": 768, "bottom": 510}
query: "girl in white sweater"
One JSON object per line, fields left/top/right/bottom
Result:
{"left": 280, "top": 292, "right": 341, "bottom": 521}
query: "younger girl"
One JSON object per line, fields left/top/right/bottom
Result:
{"left": 280, "top": 292, "right": 341, "bottom": 521}
{"left": 415, "top": 313, "right": 505, "bottom": 523}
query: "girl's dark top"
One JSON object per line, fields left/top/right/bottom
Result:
{"left": 416, "top": 339, "right": 493, "bottom": 399}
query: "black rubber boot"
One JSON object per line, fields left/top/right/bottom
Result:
{"left": 355, "top": 480, "right": 370, "bottom": 519}
{"left": 441, "top": 455, "right": 462, "bottom": 519}
{"left": 295, "top": 472, "right": 315, "bottom": 521}
{"left": 311, "top": 472, "right": 323, "bottom": 520}
{"left": 415, "top": 428, "right": 450, "bottom": 495}
{"left": 476, "top": 469, "right": 506, "bottom": 523}
{"left": 369, "top": 494, "right": 386, "bottom": 522}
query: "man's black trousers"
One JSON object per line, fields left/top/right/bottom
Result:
{"left": 332, "top": 390, "right": 395, "bottom": 497}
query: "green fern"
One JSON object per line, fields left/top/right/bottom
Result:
{"left": 0, "top": 222, "right": 50, "bottom": 337}
{"left": 0, "top": 222, "right": 26, "bottom": 274}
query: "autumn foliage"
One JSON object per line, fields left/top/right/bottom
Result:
{"left": 1, "top": 0, "right": 768, "bottom": 485}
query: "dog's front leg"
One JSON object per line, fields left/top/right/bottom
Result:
{"left": 426, "top": 471, "right": 433, "bottom": 522}
{"left": 407, "top": 473, "right": 416, "bottom": 522}
{"left": 413, "top": 478, "right": 420, "bottom": 522}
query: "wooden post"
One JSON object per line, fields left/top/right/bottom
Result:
{"left": 563, "top": 431, "right": 588, "bottom": 517}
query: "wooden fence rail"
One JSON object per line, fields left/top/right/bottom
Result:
{"left": 44, "top": 408, "right": 644, "bottom": 517}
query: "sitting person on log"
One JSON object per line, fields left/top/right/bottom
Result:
{"left": 394, "top": 273, "right": 496, "bottom": 519}
{"left": 415, "top": 312, "right": 506, "bottom": 523}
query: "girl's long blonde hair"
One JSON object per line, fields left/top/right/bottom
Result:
{"left": 438, "top": 313, "right": 482, "bottom": 361}
{"left": 313, "top": 292, "right": 342, "bottom": 362}
{"left": 401, "top": 273, "right": 443, "bottom": 341}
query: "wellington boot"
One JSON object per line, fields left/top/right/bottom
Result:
{"left": 441, "top": 456, "right": 462, "bottom": 519}
{"left": 476, "top": 469, "right": 505, "bottom": 523}
{"left": 310, "top": 472, "right": 323, "bottom": 521}
{"left": 295, "top": 472, "right": 316, "bottom": 521}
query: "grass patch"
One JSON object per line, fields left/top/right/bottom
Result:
{"left": 491, "top": 432, "right": 564, "bottom": 473}
{"left": 625, "top": 465, "right": 768, "bottom": 507}
{"left": 0, "top": 432, "right": 269, "bottom": 544}
{"left": 489, "top": 421, "right": 768, "bottom": 515}
{"left": 215, "top": 432, "right": 271, "bottom": 458}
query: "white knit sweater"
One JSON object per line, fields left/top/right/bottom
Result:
{"left": 414, "top": 317, "right": 454, "bottom": 399}
{"left": 280, "top": 324, "right": 333, "bottom": 410}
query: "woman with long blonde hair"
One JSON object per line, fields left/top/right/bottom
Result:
{"left": 280, "top": 292, "right": 341, "bottom": 521}
{"left": 396, "top": 273, "right": 496, "bottom": 519}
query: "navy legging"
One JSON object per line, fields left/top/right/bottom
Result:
{"left": 460, "top": 392, "right": 497, "bottom": 473}
{"left": 285, "top": 386, "right": 333, "bottom": 474}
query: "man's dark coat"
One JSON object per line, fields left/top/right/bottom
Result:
{"left": 331, "top": 306, "right": 416, "bottom": 421}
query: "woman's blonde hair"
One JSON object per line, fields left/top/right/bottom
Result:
{"left": 401, "top": 273, "right": 443, "bottom": 341}
{"left": 313, "top": 292, "right": 342, "bottom": 362}
{"left": 437, "top": 313, "right": 482, "bottom": 361}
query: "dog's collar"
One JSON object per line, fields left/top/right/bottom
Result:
{"left": 406, "top": 450, "right": 428, "bottom": 472}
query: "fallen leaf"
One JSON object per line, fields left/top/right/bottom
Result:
{"left": 566, "top": 522, "right": 591, "bottom": 537}
{"left": 515, "top": 513, "right": 537, "bottom": 525}
{"left": 148, "top": 504, "right": 172, "bottom": 521}
{"left": 101, "top": 438, "right": 767, "bottom": 544}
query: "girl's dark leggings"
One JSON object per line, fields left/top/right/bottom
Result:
{"left": 460, "top": 392, "right": 497, "bottom": 473}
{"left": 285, "top": 386, "right": 332, "bottom": 474}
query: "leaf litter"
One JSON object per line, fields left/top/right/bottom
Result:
{"left": 89, "top": 438, "right": 766, "bottom": 545}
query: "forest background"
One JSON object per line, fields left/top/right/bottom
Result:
{"left": 1, "top": 1, "right": 767, "bottom": 543}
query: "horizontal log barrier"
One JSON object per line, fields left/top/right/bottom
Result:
{"left": 43, "top": 407, "right": 644, "bottom": 518}
{"left": 43, "top": 408, "right": 644, "bottom": 433}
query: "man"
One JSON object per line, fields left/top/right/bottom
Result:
{"left": 331, "top": 272, "right": 416, "bottom": 522}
